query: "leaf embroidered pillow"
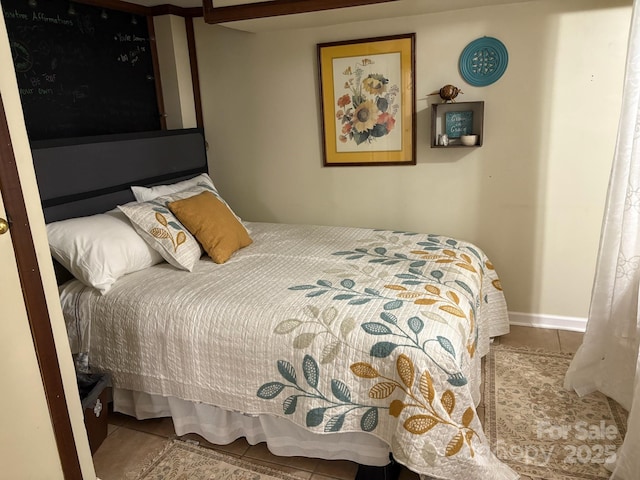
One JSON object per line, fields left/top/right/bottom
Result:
{"left": 118, "top": 188, "right": 207, "bottom": 271}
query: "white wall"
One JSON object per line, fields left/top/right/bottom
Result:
{"left": 0, "top": 10, "right": 96, "bottom": 480}
{"left": 193, "top": 0, "right": 631, "bottom": 323}
{"left": 154, "top": 14, "right": 197, "bottom": 129}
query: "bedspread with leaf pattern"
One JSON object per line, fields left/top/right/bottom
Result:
{"left": 59, "top": 222, "right": 517, "bottom": 480}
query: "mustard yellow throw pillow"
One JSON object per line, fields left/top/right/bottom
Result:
{"left": 168, "top": 191, "right": 252, "bottom": 264}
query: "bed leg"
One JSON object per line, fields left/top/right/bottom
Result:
{"left": 355, "top": 455, "right": 400, "bottom": 480}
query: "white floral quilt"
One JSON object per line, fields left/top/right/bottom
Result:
{"left": 60, "top": 222, "right": 517, "bottom": 479}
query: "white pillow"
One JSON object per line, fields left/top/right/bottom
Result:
{"left": 131, "top": 173, "right": 214, "bottom": 202}
{"left": 131, "top": 173, "right": 245, "bottom": 226}
{"left": 47, "top": 210, "right": 164, "bottom": 294}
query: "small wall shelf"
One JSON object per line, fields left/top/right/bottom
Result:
{"left": 430, "top": 101, "right": 484, "bottom": 148}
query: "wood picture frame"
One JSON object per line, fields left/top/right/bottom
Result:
{"left": 318, "top": 33, "right": 416, "bottom": 166}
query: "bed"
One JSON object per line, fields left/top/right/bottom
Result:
{"left": 32, "top": 128, "right": 518, "bottom": 480}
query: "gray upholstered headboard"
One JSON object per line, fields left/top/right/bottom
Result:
{"left": 32, "top": 128, "right": 208, "bottom": 223}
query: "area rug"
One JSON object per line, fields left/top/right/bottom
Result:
{"left": 130, "top": 439, "right": 302, "bottom": 480}
{"left": 485, "top": 345, "right": 628, "bottom": 480}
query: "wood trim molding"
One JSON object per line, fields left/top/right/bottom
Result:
{"left": 185, "top": 17, "right": 204, "bottom": 128}
{"left": 151, "top": 4, "right": 204, "bottom": 17}
{"left": 203, "top": 0, "right": 399, "bottom": 24}
{"left": 72, "top": 0, "right": 203, "bottom": 17}
{"left": 0, "top": 95, "right": 83, "bottom": 478}
{"left": 74, "top": 0, "right": 150, "bottom": 15}
{"left": 147, "top": 16, "right": 168, "bottom": 129}
{"left": 75, "top": 0, "right": 399, "bottom": 21}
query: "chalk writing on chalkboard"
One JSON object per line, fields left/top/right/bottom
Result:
{"left": 445, "top": 111, "right": 473, "bottom": 139}
{"left": 2, "top": 0, "right": 161, "bottom": 141}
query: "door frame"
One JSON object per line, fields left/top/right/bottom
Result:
{"left": 0, "top": 94, "right": 83, "bottom": 478}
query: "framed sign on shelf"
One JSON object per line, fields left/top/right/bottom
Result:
{"left": 445, "top": 111, "right": 473, "bottom": 138}
{"left": 317, "top": 33, "right": 416, "bottom": 166}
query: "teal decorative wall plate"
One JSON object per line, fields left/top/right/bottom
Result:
{"left": 459, "top": 36, "right": 508, "bottom": 87}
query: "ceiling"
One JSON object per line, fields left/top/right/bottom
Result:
{"left": 129, "top": 0, "right": 536, "bottom": 32}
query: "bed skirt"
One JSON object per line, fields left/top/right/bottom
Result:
{"left": 113, "top": 388, "right": 392, "bottom": 467}
{"left": 112, "top": 337, "right": 485, "bottom": 473}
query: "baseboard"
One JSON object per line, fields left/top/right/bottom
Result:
{"left": 508, "top": 311, "right": 587, "bottom": 332}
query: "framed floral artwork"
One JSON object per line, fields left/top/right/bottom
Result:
{"left": 317, "top": 33, "right": 416, "bottom": 166}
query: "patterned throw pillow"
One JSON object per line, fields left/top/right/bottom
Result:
{"left": 118, "top": 186, "right": 210, "bottom": 271}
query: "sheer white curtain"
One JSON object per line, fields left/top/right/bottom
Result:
{"left": 564, "top": 3, "right": 640, "bottom": 478}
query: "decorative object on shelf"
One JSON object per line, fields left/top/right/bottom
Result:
{"left": 317, "top": 33, "right": 416, "bottom": 166}
{"left": 430, "top": 101, "right": 484, "bottom": 148}
{"left": 428, "top": 84, "right": 463, "bottom": 103}
{"left": 445, "top": 110, "right": 473, "bottom": 138}
{"left": 439, "top": 134, "right": 449, "bottom": 146}
{"left": 459, "top": 36, "right": 508, "bottom": 87}
{"left": 460, "top": 134, "right": 478, "bottom": 146}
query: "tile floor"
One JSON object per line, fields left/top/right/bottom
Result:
{"left": 92, "top": 325, "right": 584, "bottom": 480}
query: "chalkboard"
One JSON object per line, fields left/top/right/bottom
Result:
{"left": 445, "top": 110, "right": 473, "bottom": 139}
{"left": 2, "top": 0, "right": 161, "bottom": 140}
